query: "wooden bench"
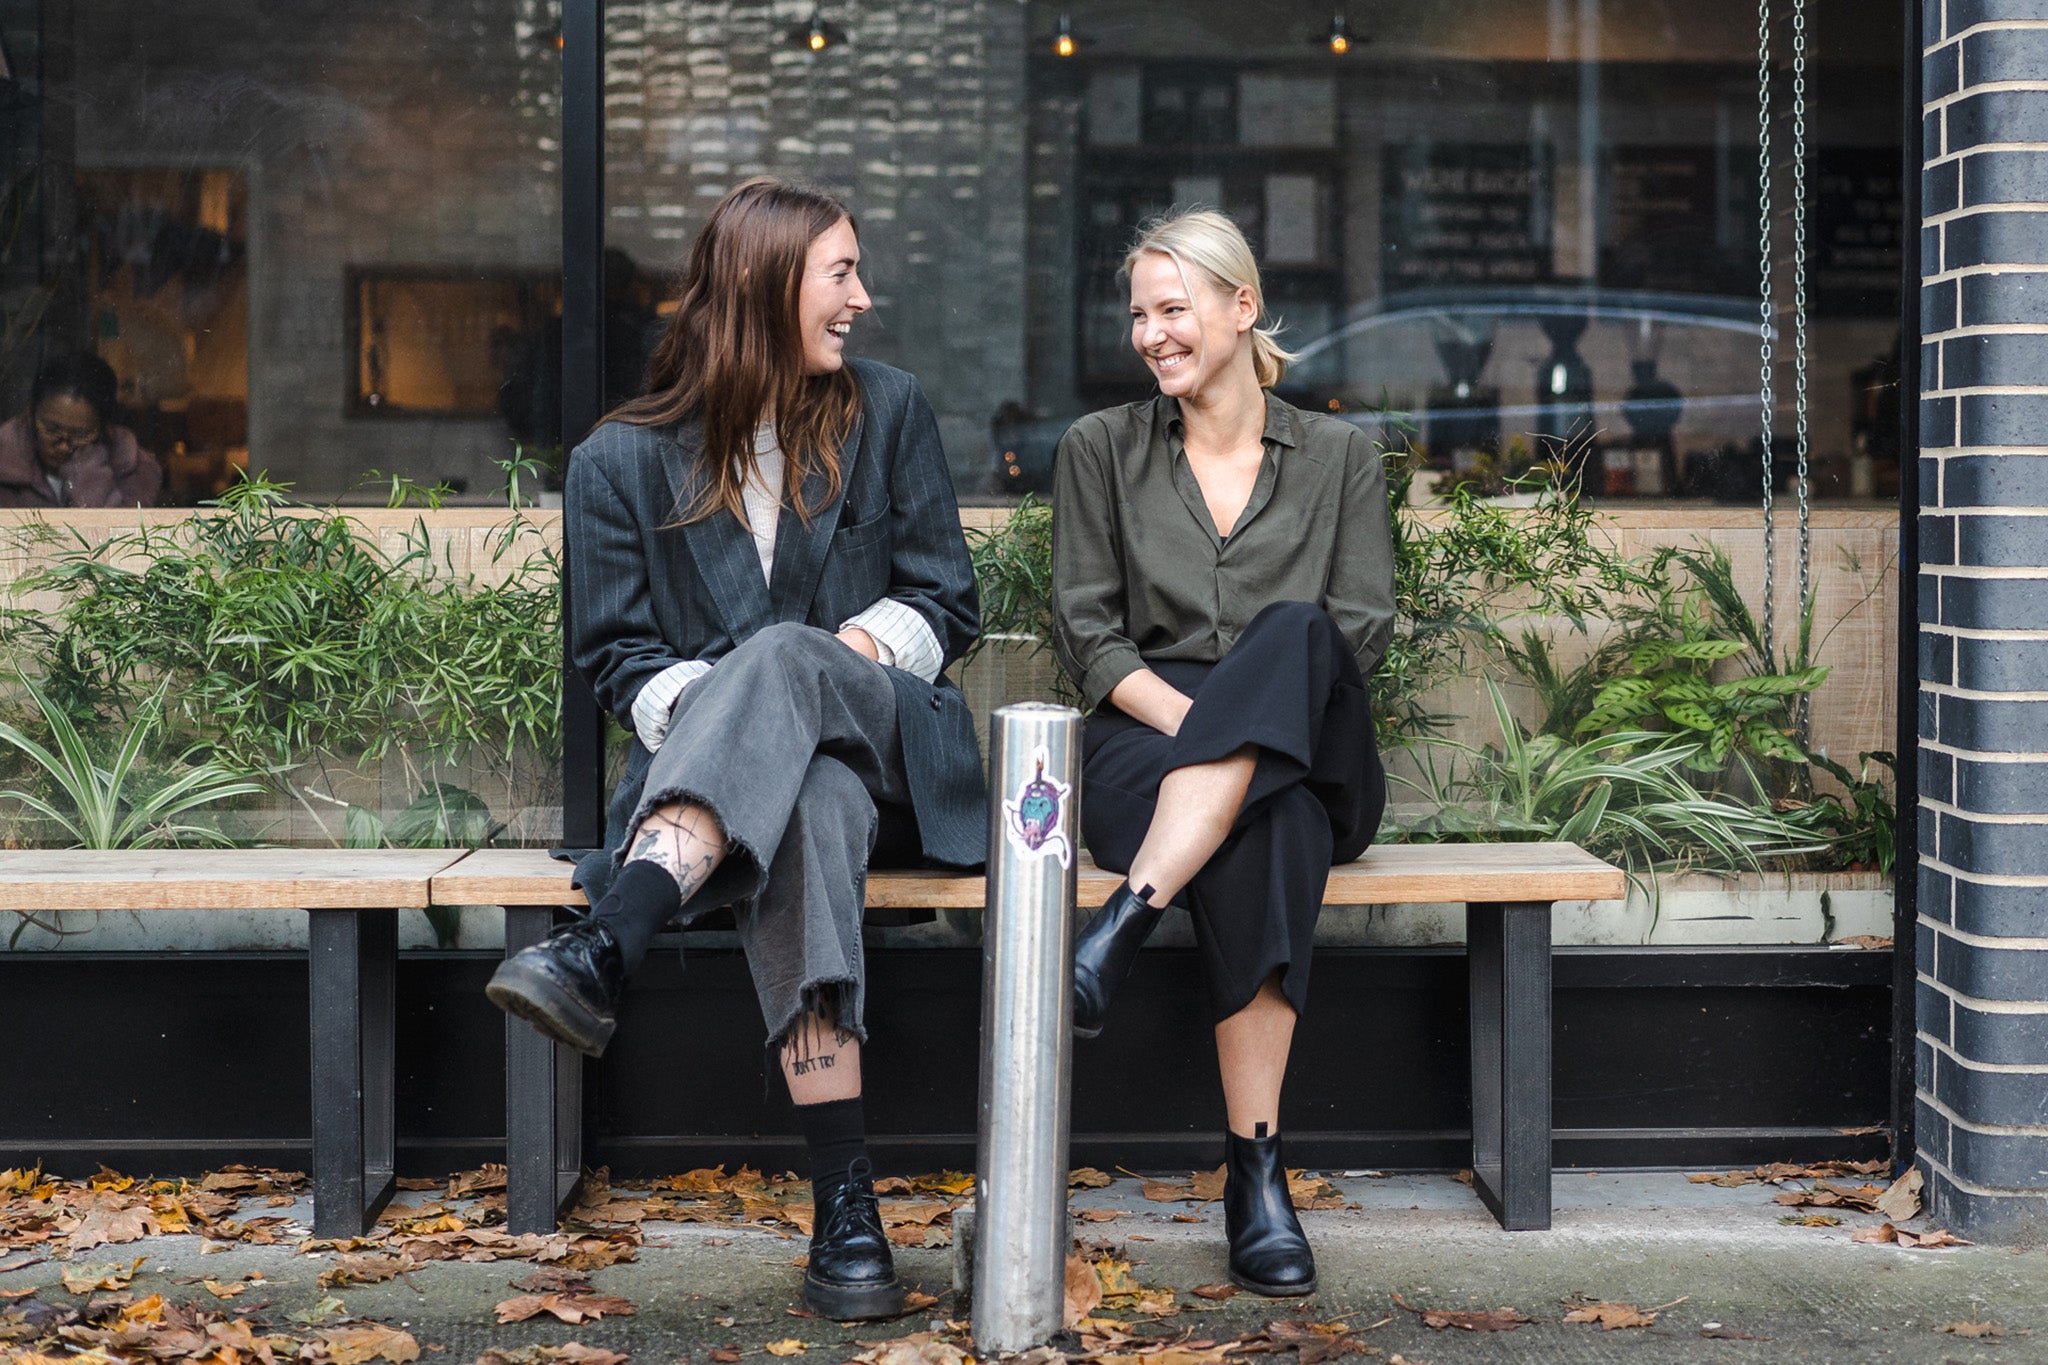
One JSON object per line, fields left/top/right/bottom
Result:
{"left": 0, "top": 847, "right": 467, "bottom": 1239}
{"left": 434, "top": 841, "right": 1626, "bottom": 1234}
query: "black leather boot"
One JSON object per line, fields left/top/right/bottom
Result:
{"left": 486, "top": 918, "right": 626, "bottom": 1058}
{"left": 802, "top": 1158, "right": 903, "bottom": 1320}
{"left": 1223, "top": 1130, "right": 1317, "bottom": 1297}
{"left": 1072, "top": 881, "right": 1165, "bottom": 1038}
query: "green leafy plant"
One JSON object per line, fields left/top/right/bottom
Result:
{"left": 1389, "top": 679, "right": 1827, "bottom": 895}
{"left": 0, "top": 668, "right": 267, "bottom": 850}
{"left": 1, "top": 469, "right": 561, "bottom": 823}
{"left": 344, "top": 782, "right": 503, "bottom": 947}
{"left": 1576, "top": 633, "right": 1826, "bottom": 773}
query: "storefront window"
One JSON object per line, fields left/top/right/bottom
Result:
{"left": 598, "top": 0, "right": 1900, "bottom": 504}
{"left": 4, "top": 0, "right": 563, "bottom": 505}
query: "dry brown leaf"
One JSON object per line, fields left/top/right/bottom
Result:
{"left": 844, "top": 1334, "right": 972, "bottom": 1365}
{"left": 320, "top": 1254, "right": 418, "bottom": 1289}
{"left": 200, "top": 1278, "right": 246, "bottom": 1299}
{"left": 1937, "top": 1320, "right": 2005, "bottom": 1338}
{"left": 1191, "top": 1284, "right": 1238, "bottom": 1301}
{"left": 1069, "top": 1168, "right": 1113, "bottom": 1189}
{"left": 509, "top": 1267, "right": 593, "bottom": 1295}
{"left": 900, "top": 1291, "right": 941, "bottom": 1314}
{"left": 1075, "top": 1209, "right": 1127, "bottom": 1223}
{"left": 1850, "top": 1222, "right": 1897, "bottom": 1245}
{"left": 1777, "top": 1214, "right": 1842, "bottom": 1227}
{"left": 323, "top": 1323, "right": 423, "bottom": 1365}
{"left": 1834, "top": 935, "right": 1893, "bottom": 950}
{"left": 709, "top": 1350, "right": 742, "bottom": 1364}
{"left": 1169, "top": 1214, "right": 1200, "bottom": 1224}
{"left": 1285, "top": 1172, "right": 1345, "bottom": 1212}
{"left": 1561, "top": 1296, "right": 1681, "bottom": 1330}
{"left": 1189, "top": 1167, "right": 1226, "bottom": 1202}
{"left": 1063, "top": 1254, "right": 1103, "bottom": 1328}
{"left": 1899, "top": 1227, "right": 1971, "bottom": 1249}
{"left": 493, "top": 1292, "right": 637, "bottom": 1325}
{"left": 448, "top": 1166, "right": 509, "bottom": 1199}
{"left": 1873, "top": 1169, "right": 1923, "bottom": 1222}
{"left": 60, "top": 1257, "right": 146, "bottom": 1294}
{"left": 1392, "top": 1294, "right": 1533, "bottom": 1333}
{"left": 763, "top": 1340, "right": 805, "bottom": 1356}
{"left": 64, "top": 1201, "right": 161, "bottom": 1253}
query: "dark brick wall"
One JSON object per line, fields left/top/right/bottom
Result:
{"left": 1918, "top": 0, "right": 2048, "bottom": 1243}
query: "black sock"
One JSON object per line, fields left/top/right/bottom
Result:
{"left": 795, "top": 1094, "right": 868, "bottom": 1195}
{"left": 589, "top": 860, "right": 683, "bottom": 974}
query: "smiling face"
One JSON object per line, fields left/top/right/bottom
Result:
{"left": 797, "top": 217, "right": 870, "bottom": 376}
{"left": 1128, "top": 250, "right": 1256, "bottom": 399}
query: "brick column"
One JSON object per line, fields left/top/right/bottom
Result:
{"left": 1917, "top": 0, "right": 2048, "bottom": 1241}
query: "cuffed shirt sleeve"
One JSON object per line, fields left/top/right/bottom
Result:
{"left": 843, "top": 596, "right": 944, "bottom": 682}
{"left": 1051, "top": 420, "right": 1146, "bottom": 711}
{"left": 629, "top": 658, "right": 712, "bottom": 753}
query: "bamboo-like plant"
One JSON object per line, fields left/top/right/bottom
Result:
{"left": 0, "top": 669, "right": 268, "bottom": 849}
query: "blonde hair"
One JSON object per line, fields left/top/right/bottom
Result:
{"left": 1122, "top": 209, "right": 1299, "bottom": 389}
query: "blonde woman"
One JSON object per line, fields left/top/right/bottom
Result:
{"left": 1052, "top": 210, "right": 1395, "bottom": 1296}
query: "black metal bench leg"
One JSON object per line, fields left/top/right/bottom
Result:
{"left": 504, "top": 905, "right": 585, "bottom": 1234}
{"left": 309, "top": 908, "right": 399, "bottom": 1238}
{"left": 1467, "top": 900, "right": 1552, "bottom": 1231}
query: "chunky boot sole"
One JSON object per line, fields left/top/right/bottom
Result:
{"left": 1228, "top": 1266, "right": 1319, "bottom": 1298}
{"left": 801, "top": 1270, "right": 904, "bottom": 1321}
{"left": 486, "top": 958, "right": 616, "bottom": 1058}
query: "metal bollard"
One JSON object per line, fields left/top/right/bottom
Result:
{"left": 974, "top": 702, "right": 1083, "bottom": 1354}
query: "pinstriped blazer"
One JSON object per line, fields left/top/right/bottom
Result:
{"left": 566, "top": 358, "right": 987, "bottom": 884}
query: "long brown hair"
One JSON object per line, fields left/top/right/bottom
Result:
{"left": 609, "top": 177, "right": 862, "bottom": 524}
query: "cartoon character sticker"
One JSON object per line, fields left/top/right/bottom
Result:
{"left": 1002, "top": 749, "right": 1072, "bottom": 868}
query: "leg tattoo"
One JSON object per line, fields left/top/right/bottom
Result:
{"left": 627, "top": 803, "right": 726, "bottom": 900}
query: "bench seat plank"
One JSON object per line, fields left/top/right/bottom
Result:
{"left": 0, "top": 848, "right": 465, "bottom": 911}
{"left": 432, "top": 841, "right": 1626, "bottom": 910}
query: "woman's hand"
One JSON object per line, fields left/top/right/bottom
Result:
{"left": 836, "top": 626, "right": 881, "bottom": 661}
{"left": 1108, "top": 668, "right": 1194, "bottom": 737}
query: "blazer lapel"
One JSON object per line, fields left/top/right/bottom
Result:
{"left": 660, "top": 423, "right": 775, "bottom": 638}
{"left": 766, "top": 414, "right": 862, "bottom": 622}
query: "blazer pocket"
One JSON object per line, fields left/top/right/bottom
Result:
{"left": 832, "top": 510, "right": 890, "bottom": 552}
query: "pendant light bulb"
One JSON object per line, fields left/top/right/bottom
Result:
{"left": 1054, "top": 13, "right": 1078, "bottom": 58}
{"left": 1318, "top": 13, "right": 1356, "bottom": 54}
{"left": 809, "top": 23, "right": 827, "bottom": 50}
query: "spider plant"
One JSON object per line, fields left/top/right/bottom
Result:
{"left": 0, "top": 669, "right": 268, "bottom": 849}
{"left": 1389, "top": 679, "right": 1829, "bottom": 900}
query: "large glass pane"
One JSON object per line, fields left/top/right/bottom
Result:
{"left": 1, "top": 2, "right": 565, "bottom": 927}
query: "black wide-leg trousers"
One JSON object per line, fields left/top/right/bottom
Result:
{"left": 1079, "top": 601, "right": 1387, "bottom": 1023}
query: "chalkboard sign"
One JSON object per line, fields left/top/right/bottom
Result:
{"left": 1381, "top": 145, "right": 1552, "bottom": 289}
{"left": 1811, "top": 147, "right": 1902, "bottom": 316}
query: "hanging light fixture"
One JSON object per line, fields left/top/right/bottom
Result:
{"left": 1052, "top": 12, "right": 1083, "bottom": 58}
{"left": 783, "top": 8, "right": 849, "bottom": 52}
{"left": 1311, "top": 12, "right": 1364, "bottom": 54}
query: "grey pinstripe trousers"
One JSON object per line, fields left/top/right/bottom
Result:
{"left": 629, "top": 621, "right": 914, "bottom": 1045}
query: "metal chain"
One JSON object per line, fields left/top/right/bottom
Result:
{"left": 1756, "top": 0, "right": 1777, "bottom": 662}
{"left": 1790, "top": 0, "right": 1813, "bottom": 739}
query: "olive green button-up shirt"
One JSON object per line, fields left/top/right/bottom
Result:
{"left": 1051, "top": 391, "right": 1397, "bottom": 711}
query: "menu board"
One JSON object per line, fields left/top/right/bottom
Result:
{"left": 1380, "top": 145, "right": 1551, "bottom": 289}
{"left": 1601, "top": 146, "right": 1746, "bottom": 294}
{"left": 1811, "top": 147, "right": 1903, "bottom": 315}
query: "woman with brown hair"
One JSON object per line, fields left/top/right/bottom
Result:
{"left": 1053, "top": 210, "right": 1395, "bottom": 1296}
{"left": 487, "top": 177, "right": 984, "bottom": 1320}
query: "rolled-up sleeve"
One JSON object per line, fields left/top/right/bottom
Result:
{"left": 1051, "top": 422, "right": 1144, "bottom": 710}
{"left": 1324, "top": 429, "right": 1398, "bottom": 678}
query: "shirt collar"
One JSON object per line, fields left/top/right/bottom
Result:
{"left": 1158, "top": 390, "right": 1300, "bottom": 450}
